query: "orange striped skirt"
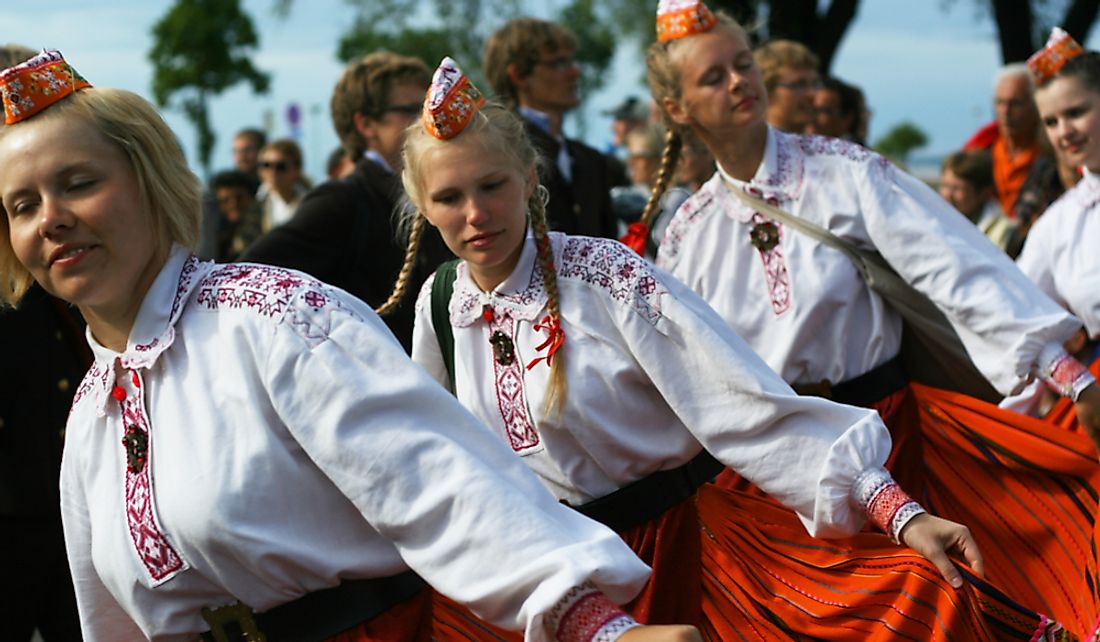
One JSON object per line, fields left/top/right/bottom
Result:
{"left": 888, "top": 383, "right": 1100, "bottom": 639}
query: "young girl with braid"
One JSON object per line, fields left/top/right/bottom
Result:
{"left": 635, "top": 1, "right": 1100, "bottom": 637}
{"left": 382, "top": 57, "right": 1086, "bottom": 641}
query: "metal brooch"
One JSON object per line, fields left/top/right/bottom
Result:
{"left": 749, "top": 220, "right": 780, "bottom": 252}
{"left": 489, "top": 330, "right": 516, "bottom": 366}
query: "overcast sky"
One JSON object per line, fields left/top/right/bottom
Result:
{"left": 5, "top": 1, "right": 1095, "bottom": 182}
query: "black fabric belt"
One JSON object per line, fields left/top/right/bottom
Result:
{"left": 791, "top": 353, "right": 908, "bottom": 408}
{"left": 199, "top": 570, "right": 426, "bottom": 642}
{"left": 569, "top": 450, "right": 725, "bottom": 533}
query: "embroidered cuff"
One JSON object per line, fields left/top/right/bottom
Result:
{"left": 548, "top": 581, "right": 639, "bottom": 642}
{"left": 853, "top": 467, "right": 926, "bottom": 544}
{"left": 1038, "top": 344, "right": 1095, "bottom": 401}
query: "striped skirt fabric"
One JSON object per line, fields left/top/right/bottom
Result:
{"left": 896, "top": 383, "right": 1100, "bottom": 640}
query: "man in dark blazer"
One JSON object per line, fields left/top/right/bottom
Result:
{"left": 242, "top": 51, "right": 451, "bottom": 353}
{"left": 483, "top": 18, "right": 619, "bottom": 239}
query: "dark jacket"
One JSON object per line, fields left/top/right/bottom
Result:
{"left": 241, "top": 157, "right": 451, "bottom": 352}
{"left": 525, "top": 121, "right": 619, "bottom": 239}
{"left": 0, "top": 285, "right": 90, "bottom": 518}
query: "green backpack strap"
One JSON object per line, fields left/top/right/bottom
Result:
{"left": 431, "top": 259, "right": 461, "bottom": 390}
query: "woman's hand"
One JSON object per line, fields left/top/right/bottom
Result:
{"left": 898, "top": 513, "right": 984, "bottom": 588}
{"left": 1075, "top": 383, "right": 1100, "bottom": 457}
{"left": 618, "top": 624, "right": 703, "bottom": 642}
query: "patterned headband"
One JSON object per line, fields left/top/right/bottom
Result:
{"left": 656, "top": 0, "right": 718, "bottom": 43}
{"left": 423, "top": 57, "right": 485, "bottom": 140}
{"left": 1027, "top": 27, "right": 1085, "bottom": 85}
{"left": 0, "top": 49, "right": 91, "bottom": 125}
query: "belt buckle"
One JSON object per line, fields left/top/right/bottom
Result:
{"left": 201, "top": 601, "right": 268, "bottom": 642}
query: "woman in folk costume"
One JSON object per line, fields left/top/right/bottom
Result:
{"left": 1010, "top": 29, "right": 1100, "bottom": 431}
{"left": 377, "top": 55, "right": 1084, "bottom": 641}
{"left": 0, "top": 50, "right": 704, "bottom": 642}
{"left": 638, "top": 1, "right": 1100, "bottom": 637}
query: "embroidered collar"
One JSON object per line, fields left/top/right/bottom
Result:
{"left": 83, "top": 245, "right": 211, "bottom": 416}
{"left": 714, "top": 126, "right": 804, "bottom": 223}
{"left": 450, "top": 230, "right": 549, "bottom": 327}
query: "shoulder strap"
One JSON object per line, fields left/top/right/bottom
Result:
{"left": 431, "top": 259, "right": 461, "bottom": 390}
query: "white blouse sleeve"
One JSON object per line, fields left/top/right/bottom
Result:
{"left": 60, "top": 443, "right": 147, "bottom": 641}
{"left": 261, "top": 289, "right": 648, "bottom": 640}
{"left": 607, "top": 269, "right": 895, "bottom": 539}
{"left": 1016, "top": 223, "right": 1065, "bottom": 310}
{"left": 410, "top": 271, "right": 451, "bottom": 391}
{"left": 856, "top": 159, "right": 1082, "bottom": 396}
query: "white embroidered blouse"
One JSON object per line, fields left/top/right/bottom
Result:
{"left": 60, "top": 246, "right": 649, "bottom": 642}
{"left": 1017, "top": 169, "right": 1100, "bottom": 339}
{"left": 657, "top": 127, "right": 1083, "bottom": 396}
{"left": 412, "top": 232, "right": 918, "bottom": 541}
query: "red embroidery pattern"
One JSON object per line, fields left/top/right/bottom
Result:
{"left": 750, "top": 212, "right": 791, "bottom": 315}
{"left": 73, "top": 361, "right": 108, "bottom": 407}
{"left": 553, "top": 587, "right": 633, "bottom": 642}
{"left": 192, "top": 262, "right": 336, "bottom": 328}
{"left": 866, "top": 482, "right": 918, "bottom": 538}
{"left": 1044, "top": 353, "right": 1090, "bottom": 397}
{"left": 559, "top": 237, "right": 665, "bottom": 325}
{"left": 487, "top": 309, "right": 540, "bottom": 454}
{"left": 117, "top": 376, "right": 184, "bottom": 583}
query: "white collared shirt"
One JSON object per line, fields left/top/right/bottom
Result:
{"left": 657, "top": 127, "right": 1081, "bottom": 395}
{"left": 413, "top": 232, "right": 898, "bottom": 539}
{"left": 61, "top": 246, "right": 649, "bottom": 641}
{"left": 1017, "top": 169, "right": 1100, "bottom": 339}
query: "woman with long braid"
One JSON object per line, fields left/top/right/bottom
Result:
{"left": 636, "top": 1, "right": 1100, "bottom": 637}
{"left": 382, "top": 57, "right": 1086, "bottom": 641}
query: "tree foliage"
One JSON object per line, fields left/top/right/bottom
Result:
{"left": 149, "top": 0, "right": 270, "bottom": 176}
{"left": 873, "top": 121, "right": 928, "bottom": 164}
{"left": 941, "top": 0, "right": 1100, "bottom": 63}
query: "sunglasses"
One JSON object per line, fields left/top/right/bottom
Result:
{"left": 259, "top": 160, "right": 290, "bottom": 172}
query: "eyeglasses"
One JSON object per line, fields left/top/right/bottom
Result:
{"left": 535, "top": 56, "right": 577, "bottom": 72}
{"left": 384, "top": 103, "right": 422, "bottom": 116}
{"left": 259, "top": 160, "right": 289, "bottom": 172}
{"left": 774, "top": 79, "right": 823, "bottom": 92}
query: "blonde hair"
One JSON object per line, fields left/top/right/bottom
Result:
{"left": 638, "top": 14, "right": 744, "bottom": 249}
{"left": 381, "top": 103, "right": 567, "bottom": 415}
{"left": 0, "top": 87, "right": 201, "bottom": 306}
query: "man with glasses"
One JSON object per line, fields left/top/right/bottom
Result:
{"left": 242, "top": 51, "right": 451, "bottom": 352}
{"left": 484, "top": 17, "right": 619, "bottom": 238}
{"left": 755, "top": 39, "right": 821, "bottom": 134}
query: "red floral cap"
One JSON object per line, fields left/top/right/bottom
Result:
{"left": 423, "top": 57, "right": 485, "bottom": 140}
{"left": 1027, "top": 27, "right": 1085, "bottom": 85}
{"left": 0, "top": 49, "right": 91, "bottom": 125}
{"left": 657, "top": 0, "right": 717, "bottom": 43}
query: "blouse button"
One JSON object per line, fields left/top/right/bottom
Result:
{"left": 112, "top": 386, "right": 126, "bottom": 402}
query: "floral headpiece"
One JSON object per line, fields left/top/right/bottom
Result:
{"left": 0, "top": 49, "right": 90, "bottom": 125}
{"left": 656, "top": 0, "right": 717, "bottom": 43}
{"left": 1027, "top": 27, "right": 1085, "bottom": 85}
{"left": 423, "top": 57, "right": 485, "bottom": 140}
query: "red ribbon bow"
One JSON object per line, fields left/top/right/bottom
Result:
{"left": 526, "top": 315, "right": 565, "bottom": 370}
{"left": 620, "top": 222, "right": 649, "bottom": 255}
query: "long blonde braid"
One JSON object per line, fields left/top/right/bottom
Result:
{"left": 636, "top": 129, "right": 682, "bottom": 238}
{"left": 375, "top": 211, "right": 426, "bottom": 316}
{"left": 528, "top": 184, "right": 568, "bottom": 417}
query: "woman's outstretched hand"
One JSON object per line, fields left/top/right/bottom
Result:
{"left": 898, "top": 513, "right": 984, "bottom": 589}
{"left": 618, "top": 624, "right": 703, "bottom": 642}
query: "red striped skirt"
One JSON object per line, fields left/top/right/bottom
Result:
{"left": 325, "top": 588, "right": 432, "bottom": 642}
